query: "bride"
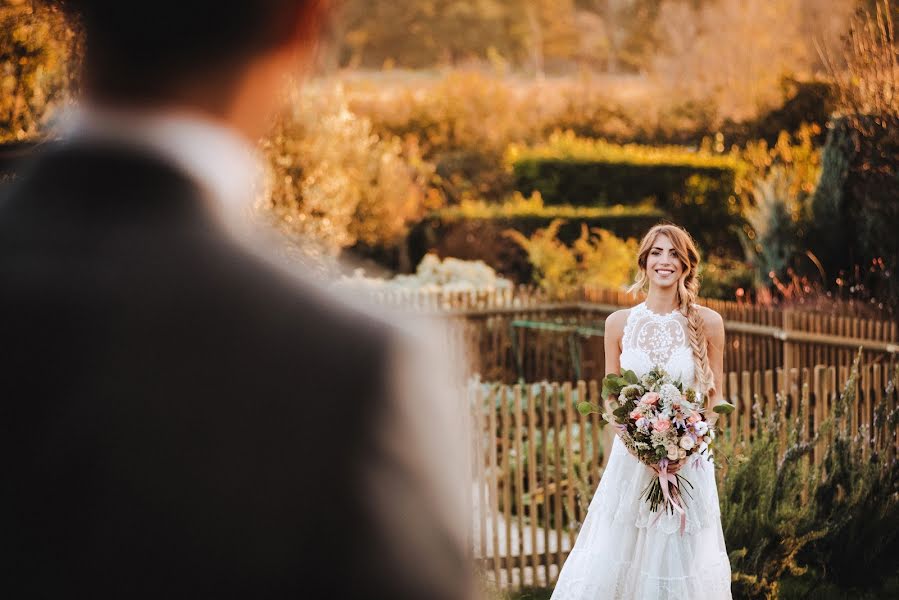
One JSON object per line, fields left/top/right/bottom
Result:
{"left": 550, "top": 224, "right": 732, "bottom": 599}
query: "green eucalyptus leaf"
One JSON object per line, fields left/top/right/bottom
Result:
{"left": 601, "top": 373, "right": 625, "bottom": 400}
{"left": 577, "top": 401, "right": 597, "bottom": 416}
{"left": 713, "top": 401, "right": 736, "bottom": 415}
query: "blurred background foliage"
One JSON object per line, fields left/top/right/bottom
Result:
{"left": 2, "top": 0, "right": 898, "bottom": 315}
{"left": 0, "top": 0, "right": 77, "bottom": 142}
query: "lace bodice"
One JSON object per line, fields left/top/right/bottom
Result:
{"left": 619, "top": 301, "right": 698, "bottom": 391}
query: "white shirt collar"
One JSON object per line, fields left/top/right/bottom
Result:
{"left": 59, "top": 105, "right": 263, "bottom": 234}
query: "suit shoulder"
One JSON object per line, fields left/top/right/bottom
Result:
{"left": 190, "top": 238, "right": 396, "bottom": 362}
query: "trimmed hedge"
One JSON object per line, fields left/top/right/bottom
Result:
{"left": 436, "top": 197, "right": 662, "bottom": 222}
{"left": 508, "top": 133, "right": 742, "bottom": 171}
{"left": 507, "top": 133, "right": 748, "bottom": 255}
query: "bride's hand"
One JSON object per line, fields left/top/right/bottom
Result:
{"left": 650, "top": 461, "right": 683, "bottom": 475}
{"left": 667, "top": 461, "right": 684, "bottom": 474}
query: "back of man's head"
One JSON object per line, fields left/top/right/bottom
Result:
{"left": 56, "top": 0, "right": 329, "bottom": 101}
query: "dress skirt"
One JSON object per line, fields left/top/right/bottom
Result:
{"left": 549, "top": 435, "right": 732, "bottom": 599}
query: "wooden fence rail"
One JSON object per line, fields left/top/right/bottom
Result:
{"left": 441, "top": 303, "right": 897, "bottom": 384}
{"left": 357, "top": 285, "right": 896, "bottom": 380}
{"left": 365, "top": 284, "right": 892, "bottom": 320}
{"left": 468, "top": 363, "right": 899, "bottom": 590}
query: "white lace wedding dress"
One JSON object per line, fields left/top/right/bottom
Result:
{"left": 550, "top": 301, "right": 732, "bottom": 599}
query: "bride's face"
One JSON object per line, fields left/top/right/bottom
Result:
{"left": 645, "top": 234, "right": 684, "bottom": 289}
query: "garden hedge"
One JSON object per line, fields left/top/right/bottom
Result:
{"left": 507, "top": 135, "right": 748, "bottom": 256}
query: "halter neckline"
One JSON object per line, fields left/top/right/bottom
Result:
{"left": 638, "top": 301, "right": 680, "bottom": 318}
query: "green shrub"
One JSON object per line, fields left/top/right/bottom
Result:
{"left": 804, "top": 365, "right": 899, "bottom": 591}
{"left": 742, "top": 167, "right": 808, "bottom": 283}
{"left": 699, "top": 256, "right": 756, "bottom": 300}
{"left": 813, "top": 0, "right": 899, "bottom": 312}
{"left": 504, "top": 219, "right": 639, "bottom": 300}
{"left": 719, "top": 392, "right": 825, "bottom": 600}
{"left": 260, "top": 84, "right": 438, "bottom": 257}
{"left": 507, "top": 132, "right": 747, "bottom": 256}
{"left": 720, "top": 80, "right": 835, "bottom": 148}
{"left": 732, "top": 124, "right": 825, "bottom": 302}
{"left": 721, "top": 352, "right": 899, "bottom": 599}
{"left": 507, "top": 132, "right": 743, "bottom": 172}
{"left": 409, "top": 195, "right": 662, "bottom": 281}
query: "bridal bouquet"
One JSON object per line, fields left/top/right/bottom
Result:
{"left": 578, "top": 366, "right": 730, "bottom": 531}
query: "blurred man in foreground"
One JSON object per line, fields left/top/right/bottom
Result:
{"left": 0, "top": 1, "right": 474, "bottom": 598}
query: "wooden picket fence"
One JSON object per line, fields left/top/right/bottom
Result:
{"left": 365, "top": 285, "right": 898, "bottom": 382}
{"left": 468, "top": 362, "right": 899, "bottom": 590}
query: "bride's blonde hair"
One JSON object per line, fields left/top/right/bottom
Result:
{"left": 626, "top": 224, "right": 715, "bottom": 398}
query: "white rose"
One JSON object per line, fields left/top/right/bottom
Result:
{"left": 666, "top": 445, "right": 679, "bottom": 460}
{"left": 679, "top": 435, "right": 695, "bottom": 450}
{"left": 678, "top": 448, "right": 687, "bottom": 459}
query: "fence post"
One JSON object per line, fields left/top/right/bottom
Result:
{"left": 526, "top": 385, "right": 539, "bottom": 584}
{"left": 813, "top": 365, "right": 825, "bottom": 465}
{"left": 540, "top": 384, "right": 552, "bottom": 587}
{"left": 741, "top": 371, "right": 752, "bottom": 443}
{"left": 488, "top": 385, "right": 502, "bottom": 584}
{"left": 513, "top": 385, "right": 526, "bottom": 586}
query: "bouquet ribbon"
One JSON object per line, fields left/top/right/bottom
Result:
{"left": 657, "top": 460, "right": 687, "bottom": 535}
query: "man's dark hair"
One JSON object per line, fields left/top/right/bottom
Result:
{"left": 56, "top": 0, "right": 329, "bottom": 100}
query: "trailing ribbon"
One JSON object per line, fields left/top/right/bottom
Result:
{"left": 693, "top": 452, "right": 707, "bottom": 472}
{"left": 656, "top": 459, "right": 687, "bottom": 535}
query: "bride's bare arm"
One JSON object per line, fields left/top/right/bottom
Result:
{"left": 603, "top": 308, "right": 627, "bottom": 408}
{"left": 703, "top": 309, "right": 727, "bottom": 426}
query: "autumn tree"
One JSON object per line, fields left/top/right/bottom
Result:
{"left": 0, "top": 0, "right": 78, "bottom": 142}
{"left": 650, "top": 0, "right": 816, "bottom": 122}
{"left": 335, "top": 0, "right": 529, "bottom": 68}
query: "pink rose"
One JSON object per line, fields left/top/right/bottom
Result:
{"left": 687, "top": 411, "right": 701, "bottom": 424}
{"left": 641, "top": 392, "right": 660, "bottom": 406}
{"left": 653, "top": 419, "right": 671, "bottom": 432}
{"left": 629, "top": 409, "right": 641, "bottom": 420}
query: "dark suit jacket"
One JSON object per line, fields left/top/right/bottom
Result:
{"left": 0, "top": 141, "right": 472, "bottom": 599}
